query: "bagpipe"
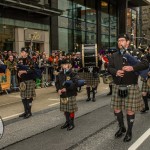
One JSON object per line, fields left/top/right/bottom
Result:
{"left": 122, "top": 50, "right": 149, "bottom": 80}
{"left": 17, "top": 64, "right": 42, "bottom": 79}
{"left": 63, "top": 79, "right": 86, "bottom": 88}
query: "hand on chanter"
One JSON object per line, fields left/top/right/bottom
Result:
{"left": 122, "top": 66, "right": 134, "bottom": 72}
{"left": 116, "top": 70, "right": 125, "bottom": 77}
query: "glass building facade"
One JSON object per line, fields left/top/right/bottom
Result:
{"left": 58, "top": 0, "right": 117, "bottom": 53}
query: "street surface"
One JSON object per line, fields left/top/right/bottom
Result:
{"left": 0, "top": 80, "right": 149, "bottom": 150}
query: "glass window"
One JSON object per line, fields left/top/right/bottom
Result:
{"left": 101, "top": 34, "right": 109, "bottom": 48}
{"left": 85, "top": 32, "right": 96, "bottom": 44}
{"left": 73, "top": 0, "right": 86, "bottom": 21}
{"left": 0, "top": 25, "right": 14, "bottom": 51}
{"left": 58, "top": 0, "right": 72, "bottom": 18}
{"left": 86, "top": 0, "right": 96, "bottom": 24}
{"left": 58, "top": 28, "right": 73, "bottom": 52}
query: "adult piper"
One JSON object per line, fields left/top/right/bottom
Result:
{"left": 108, "top": 34, "right": 149, "bottom": 142}
{"left": 18, "top": 47, "right": 36, "bottom": 119}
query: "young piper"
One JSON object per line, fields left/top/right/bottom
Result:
{"left": 55, "top": 59, "right": 78, "bottom": 131}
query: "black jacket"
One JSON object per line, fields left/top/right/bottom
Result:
{"left": 55, "top": 69, "right": 79, "bottom": 98}
{"left": 108, "top": 51, "right": 149, "bottom": 85}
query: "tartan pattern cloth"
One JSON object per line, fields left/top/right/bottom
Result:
{"left": 111, "top": 84, "right": 144, "bottom": 112}
{"left": 83, "top": 72, "right": 100, "bottom": 86}
{"left": 20, "top": 80, "right": 36, "bottom": 99}
{"left": 141, "top": 81, "right": 150, "bottom": 92}
{"left": 60, "top": 96, "right": 78, "bottom": 113}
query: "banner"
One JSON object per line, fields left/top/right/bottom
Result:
{"left": 0, "top": 69, "right": 11, "bottom": 91}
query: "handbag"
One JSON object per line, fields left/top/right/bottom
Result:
{"left": 60, "top": 98, "right": 69, "bottom": 104}
{"left": 118, "top": 85, "right": 128, "bottom": 98}
{"left": 19, "top": 82, "right": 26, "bottom": 91}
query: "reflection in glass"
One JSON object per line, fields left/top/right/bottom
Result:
{"left": 86, "top": 0, "right": 96, "bottom": 24}
{"left": 59, "top": 28, "right": 73, "bottom": 52}
{"left": 58, "top": 0, "right": 72, "bottom": 18}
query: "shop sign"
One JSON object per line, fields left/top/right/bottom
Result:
{"left": 25, "top": 29, "right": 45, "bottom": 41}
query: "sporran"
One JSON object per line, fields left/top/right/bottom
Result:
{"left": 118, "top": 85, "right": 128, "bottom": 98}
{"left": 61, "top": 98, "right": 69, "bottom": 104}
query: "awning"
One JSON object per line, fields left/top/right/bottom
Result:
{"left": 0, "top": 0, "right": 63, "bottom": 16}
{"left": 128, "top": 0, "right": 150, "bottom": 7}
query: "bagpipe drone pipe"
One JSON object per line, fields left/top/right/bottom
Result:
{"left": 123, "top": 52, "right": 149, "bottom": 80}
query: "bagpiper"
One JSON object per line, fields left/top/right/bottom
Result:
{"left": 108, "top": 34, "right": 149, "bottom": 142}
{"left": 18, "top": 48, "right": 36, "bottom": 119}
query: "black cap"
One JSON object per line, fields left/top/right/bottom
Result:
{"left": 21, "top": 47, "right": 29, "bottom": 53}
{"left": 61, "top": 59, "right": 71, "bottom": 64}
{"left": 118, "top": 34, "right": 130, "bottom": 41}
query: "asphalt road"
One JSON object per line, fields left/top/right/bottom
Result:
{"left": 1, "top": 97, "right": 150, "bottom": 150}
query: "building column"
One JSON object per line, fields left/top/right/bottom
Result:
{"left": 118, "top": 0, "right": 128, "bottom": 34}
{"left": 50, "top": 0, "right": 59, "bottom": 52}
{"left": 15, "top": 28, "right": 25, "bottom": 54}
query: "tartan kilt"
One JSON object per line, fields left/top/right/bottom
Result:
{"left": 141, "top": 81, "right": 150, "bottom": 92}
{"left": 60, "top": 96, "right": 78, "bottom": 113}
{"left": 111, "top": 84, "right": 144, "bottom": 112}
{"left": 20, "top": 80, "right": 36, "bottom": 99}
{"left": 83, "top": 72, "right": 100, "bottom": 86}
{"left": 78, "top": 72, "right": 84, "bottom": 79}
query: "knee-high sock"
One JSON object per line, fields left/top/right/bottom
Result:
{"left": 65, "top": 112, "right": 70, "bottom": 123}
{"left": 27, "top": 98, "right": 33, "bottom": 114}
{"left": 127, "top": 114, "right": 135, "bottom": 134}
{"left": 142, "top": 96, "right": 149, "bottom": 109}
{"left": 22, "top": 99, "right": 28, "bottom": 114}
{"left": 92, "top": 87, "right": 96, "bottom": 98}
{"left": 86, "top": 87, "right": 90, "bottom": 98}
{"left": 114, "top": 111, "right": 125, "bottom": 128}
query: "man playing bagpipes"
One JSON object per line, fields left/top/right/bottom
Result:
{"left": 108, "top": 34, "right": 149, "bottom": 142}
{"left": 18, "top": 47, "right": 36, "bottom": 119}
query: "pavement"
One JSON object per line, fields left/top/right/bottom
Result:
{"left": 0, "top": 78, "right": 110, "bottom": 149}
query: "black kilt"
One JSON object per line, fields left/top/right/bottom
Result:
{"left": 83, "top": 72, "right": 100, "bottom": 87}
{"left": 111, "top": 84, "right": 144, "bottom": 112}
{"left": 20, "top": 80, "right": 36, "bottom": 99}
{"left": 60, "top": 96, "right": 78, "bottom": 113}
{"left": 141, "top": 81, "right": 150, "bottom": 92}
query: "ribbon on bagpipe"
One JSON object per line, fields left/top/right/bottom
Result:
{"left": 122, "top": 50, "right": 149, "bottom": 80}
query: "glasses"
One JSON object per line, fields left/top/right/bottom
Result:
{"left": 118, "top": 39, "right": 126, "bottom": 43}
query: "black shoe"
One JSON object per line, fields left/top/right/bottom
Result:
{"left": 107, "top": 92, "right": 112, "bottom": 96}
{"left": 86, "top": 98, "right": 91, "bottom": 102}
{"left": 140, "top": 108, "right": 149, "bottom": 113}
{"left": 115, "top": 127, "right": 126, "bottom": 138}
{"left": 123, "top": 132, "right": 132, "bottom": 142}
{"left": 19, "top": 113, "right": 26, "bottom": 117}
{"left": 61, "top": 122, "right": 69, "bottom": 129}
{"left": 24, "top": 113, "right": 32, "bottom": 119}
{"left": 92, "top": 98, "right": 96, "bottom": 102}
{"left": 67, "top": 124, "right": 75, "bottom": 131}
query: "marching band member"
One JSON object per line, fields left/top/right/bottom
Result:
{"left": 55, "top": 59, "right": 78, "bottom": 131}
{"left": 140, "top": 45, "right": 150, "bottom": 113}
{"left": 108, "top": 34, "right": 149, "bottom": 142}
{"left": 18, "top": 47, "right": 36, "bottom": 119}
{"left": 72, "top": 52, "right": 83, "bottom": 92}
